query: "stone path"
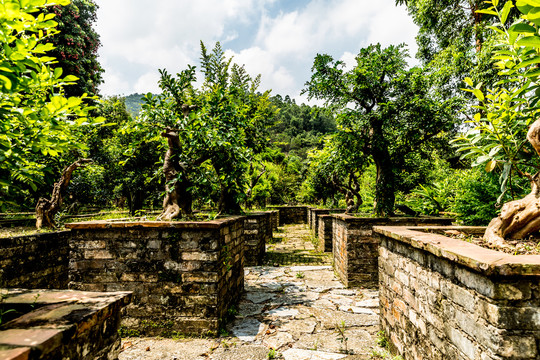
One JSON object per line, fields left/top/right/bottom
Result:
{"left": 119, "top": 224, "right": 381, "bottom": 360}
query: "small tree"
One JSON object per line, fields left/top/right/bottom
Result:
{"left": 141, "top": 42, "right": 274, "bottom": 219}
{"left": 35, "top": 158, "right": 92, "bottom": 228}
{"left": 304, "top": 44, "right": 459, "bottom": 215}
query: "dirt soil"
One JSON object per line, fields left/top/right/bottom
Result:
{"left": 441, "top": 230, "right": 540, "bottom": 255}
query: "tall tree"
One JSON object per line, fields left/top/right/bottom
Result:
{"left": 45, "top": 0, "right": 103, "bottom": 97}
{"left": 304, "top": 44, "right": 459, "bottom": 216}
{"left": 395, "top": 0, "right": 519, "bottom": 94}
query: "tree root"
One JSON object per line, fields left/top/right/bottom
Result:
{"left": 483, "top": 119, "right": 540, "bottom": 246}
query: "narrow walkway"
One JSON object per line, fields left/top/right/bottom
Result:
{"left": 119, "top": 224, "right": 380, "bottom": 360}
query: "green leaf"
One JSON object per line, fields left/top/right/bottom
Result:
{"left": 516, "top": 35, "right": 540, "bottom": 47}
{"left": 508, "top": 23, "right": 537, "bottom": 34}
{"left": 486, "top": 160, "right": 497, "bottom": 172}
{"left": 472, "top": 89, "right": 485, "bottom": 101}
{"left": 476, "top": 9, "right": 497, "bottom": 15}
{"left": 463, "top": 77, "right": 473, "bottom": 87}
{"left": 0, "top": 74, "right": 12, "bottom": 90}
{"left": 501, "top": 1, "right": 513, "bottom": 23}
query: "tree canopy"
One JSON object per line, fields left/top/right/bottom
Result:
{"left": 0, "top": 0, "right": 103, "bottom": 210}
{"left": 304, "top": 43, "right": 460, "bottom": 215}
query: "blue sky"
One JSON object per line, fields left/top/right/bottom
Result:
{"left": 94, "top": 0, "right": 418, "bottom": 104}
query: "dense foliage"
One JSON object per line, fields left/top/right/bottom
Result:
{"left": 0, "top": 0, "right": 103, "bottom": 210}
{"left": 44, "top": 0, "right": 102, "bottom": 97}
{"left": 304, "top": 44, "right": 460, "bottom": 215}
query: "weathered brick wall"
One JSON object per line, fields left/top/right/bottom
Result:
{"left": 268, "top": 210, "right": 279, "bottom": 230}
{"left": 269, "top": 206, "right": 308, "bottom": 225}
{"left": 332, "top": 215, "right": 453, "bottom": 288}
{"left": 0, "top": 231, "right": 69, "bottom": 289}
{"left": 67, "top": 217, "right": 245, "bottom": 336}
{"left": 309, "top": 209, "right": 345, "bottom": 238}
{"left": 375, "top": 226, "right": 540, "bottom": 360}
{"left": 317, "top": 214, "right": 333, "bottom": 253}
{"left": 244, "top": 212, "right": 272, "bottom": 266}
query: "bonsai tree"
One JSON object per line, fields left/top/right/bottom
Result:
{"left": 141, "top": 42, "right": 274, "bottom": 219}
{"left": 36, "top": 159, "right": 92, "bottom": 229}
{"left": 304, "top": 44, "right": 459, "bottom": 215}
{"left": 455, "top": 0, "right": 540, "bottom": 246}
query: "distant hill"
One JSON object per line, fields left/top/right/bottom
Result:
{"left": 124, "top": 93, "right": 146, "bottom": 118}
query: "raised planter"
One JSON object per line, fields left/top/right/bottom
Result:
{"left": 0, "top": 231, "right": 70, "bottom": 289}
{"left": 331, "top": 214, "right": 453, "bottom": 288}
{"left": 375, "top": 225, "right": 540, "bottom": 360}
{"left": 66, "top": 217, "right": 245, "bottom": 336}
{"left": 268, "top": 205, "right": 308, "bottom": 225}
{"left": 308, "top": 208, "right": 345, "bottom": 238}
{"left": 244, "top": 212, "right": 273, "bottom": 266}
{"left": 0, "top": 288, "right": 131, "bottom": 360}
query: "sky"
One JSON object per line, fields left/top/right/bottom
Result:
{"left": 94, "top": 0, "right": 419, "bottom": 104}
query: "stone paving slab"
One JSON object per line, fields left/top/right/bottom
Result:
{"left": 119, "top": 225, "right": 382, "bottom": 360}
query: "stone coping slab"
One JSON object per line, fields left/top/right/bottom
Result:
{"left": 0, "top": 289, "right": 131, "bottom": 359}
{"left": 65, "top": 216, "right": 245, "bottom": 230}
{"left": 374, "top": 225, "right": 540, "bottom": 276}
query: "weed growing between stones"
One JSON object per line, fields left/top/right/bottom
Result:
{"left": 267, "top": 348, "right": 279, "bottom": 359}
{"left": 0, "top": 290, "right": 15, "bottom": 325}
{"left": 370, "top": 330, "right": 403, "bottom": 360}
{"left": 335, "top": 320, "right": 350, "bottom": 354}
{"left": 295, "top": 271, "right": 305, "bottom": 278}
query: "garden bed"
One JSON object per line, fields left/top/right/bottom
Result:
{"left": 0, "top": 289, "right": 131, "bottom": 360}
{"left": 430, "top": 227, "right": 540, "bottom": 255}
{"left": 65, "top": 217, "right": 245, "bottom": 336}
{"left": 244, "top": 212, "right": 273, "bottom": 266}
{"left": 308, "top": 208, "right": 345, "bottom": 238}
{"left": 268, "top": 205, "right": 308, "bottom": 224}
{"left": 375, "top": 225, "right": 540, "bottom": 360}
{"left": 331, "top": 214, "right": 453, "bottom": 288}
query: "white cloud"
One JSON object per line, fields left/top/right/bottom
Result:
{"left": 94, "top": 0, "right": 419, "bottom": 99}
{"left": 134, "top": 71, "right": 162, "bottom": 94}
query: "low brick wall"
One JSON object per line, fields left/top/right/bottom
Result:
{"left": 317, "top": 214, "right": 334, "bottom": 253}
{"left": 309, "top": 208, "right": 345, "bottom": 238}
{"left": 375, "top": 226, "right": 540, "bottom": 360}
{"left": 244, "top": 212, "right": 272, "bottom": 266}
{"left": 0, "top": 289, "right": 131, "bottom": 360}
{"left": 66, "top": 217, "right": 245, "bottom": 336}
{"left": 332, "top": 215, "right": 453, "bottom": 288}
{"left": 268, "top": 210, "right": 279, "bottom": 230}
{"left": 0, "top": 231, "right": 69, "bottom": 289}
{"left": 269, "top": 206, "right": 308, "bottom": 225}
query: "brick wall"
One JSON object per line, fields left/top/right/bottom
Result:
{"left": 332, "top": 215, "right": 453, "bottom": 288}
{"left": 0, "top": 289, "right": 130, "bottom": 360}
{"left": 376, "top": 226, "right": 540, "bottom": 360}
{"left": 0, "top": 231, "right": 70, "bottom": 289}
{"left": 308, "top": 208, "right": 345, "bottom": 238}
{"left": 317, "top": 214, "right": 334, "bottom": 253}
{"left": 244, "top": 212, "right": 272, "bottom": 266}
{"left": 269, "top": 206, "right": 308, "bottom": 225}
{"left": 268, "top": 210, "right": 279, "bottom": 230}
{"left": 67, "top": 217, "right": 245, "bottom": 336}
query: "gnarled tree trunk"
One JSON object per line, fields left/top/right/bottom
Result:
{"left": 157, "top": 128, "right": 192, "bottom": 221}
{"left": 484, "top": 119, "right": 540, "bottom": 247}
{"left": 35, "top": 158, "right": 92, "bottom": 229}
{"left": 332, "top": 171, "right": 363, "bottom": 214}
